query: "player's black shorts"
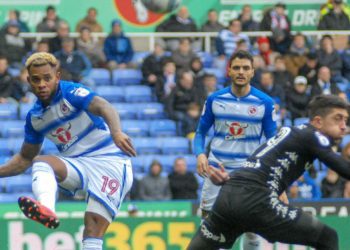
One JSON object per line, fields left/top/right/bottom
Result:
{"left": 199, "top": 181, "right": 326, "bottom": 248}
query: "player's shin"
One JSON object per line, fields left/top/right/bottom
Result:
{"left": 31, "top": 161, "right": 57, "bottom": 212}
{"left": 82, "top": 237, "right": 103, "bottom": 250}
{"left": 241, "top": 233, "right": 261, "bottom": 250}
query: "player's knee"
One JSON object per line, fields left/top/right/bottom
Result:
{"left": 32, "top": 160, "right": 54, "bottom": 174}
{"left": 84, "top": 212, "right": 110, "bottom": 238}
{"left": 317, "top": 225, "right": 338, "bottom": 250}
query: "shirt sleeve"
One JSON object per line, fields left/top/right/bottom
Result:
{"left": 262, "top": 98, "right": 277, "bottom": 139}
{"left": 309, "top": 131, "right": 350, "bottom": 180}
{"left": 64, "top": 85, "right": 96, "bottom": 111}
{"left": 24, "top": 113, "right": 44, "bottom": 144}
{"left": 194, "top": 96, "right": 215, "bottom": 156}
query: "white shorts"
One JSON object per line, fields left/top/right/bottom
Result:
{"left": 200, "top": 177, "right": 222, "bottom": 211}
{"left": 57, "top": 155, "right": 133, "bottom": 220}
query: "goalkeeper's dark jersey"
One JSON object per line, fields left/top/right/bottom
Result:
{"left": 229, "top": 124, "right": 350, "bottom": 195}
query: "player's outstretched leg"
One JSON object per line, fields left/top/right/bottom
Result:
{"left": 241, "top": 233, "right": 261, "bottom": 250}
{"left": 18, "top": 196, "right": 59, "bottom": 229}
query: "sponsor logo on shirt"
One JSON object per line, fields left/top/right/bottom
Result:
{"left": 225, "top": 122, "right": 248, "bottom": 140}
{"left": 51, "top": 123, "right": 72, "bottom": 144}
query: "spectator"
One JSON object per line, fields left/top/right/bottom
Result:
{"left": 251, "top": 55, "right": 266, "bottom": 87}
{"left": 75, "top": 7, "right": 103, "bottom": 33}
{"left": 201, "top": 9, "right": 224, "bottom": 52}
{"left": 76, "top": 27, "right": 105, "bottom": 67}
{"left": 104, "top": 19, "right": 134, "bottom": 70}
{"left": 0, "top": 20, "right": 30, "bottom": 69}
{"left": 286, "top": 76, "right": 310, "bottom": 122}
{"left": 154, "top": 60, "right": 177, "bottom": 102}
{"left": 284, "top": 33, "right": 309, "bottom": 76}
{"left": 258, "top": 70, "right": 286, "bottom": 120}
{"left": 321, "top": 169, "right": 345, "bottom": 198}
{"left": 216, "top": 19, "right": 250, "bottom": 59}
{"left": 165, "top": 71, "right": 199, "bottom": 122}
{"left": 318, "top": 0, "right": 350, "bottom": 30}
{"left": 1, "top": 10, "right": 29, "bottom": 32}
{"left": 316, "top": 35, "right": 343, "bottom": 80}
{"left": 49, "top": 21, "right": 71, "bottom": 54}
{"left": 290, "top": 173, "right": 321, "bottom": 199}
{"left": 182, "top": 102, "right": 201, "bottom": 138}
{"left": 340, "top": 40, "right": 350, "bottom": 82}
{"left": 298, "top": 52, "right": 319, "bottom": 86}
{"left": 260, "top": 3, "right": 292, "bottom": 54}
{"left": 168, "top": 157, "right": 198, "bottom": 199}
{"left": 13, "top": 68, "right": 36, "bottom": 103}
{"left": 273, "top": 56, "right": 294, "bottom": 90}
{"left": 55, "top": 38, "right": 92, "bottom": 85}
{"left": 310, "top": 66, "right": 341, "bottom": 97}
{"left": 197, "top": 73, "right": 217, "bottom": 107}
{"left": 139, "top": 160, "right": 171, "bottom": 201}
{"left": 238, "top": 4, "right": 259, "bottom": 32}
{"left": 36, "top": 5, "right": 61, "bottom": 32}
{"left": 0, "top": 56, "right": 19, "bottom": 103}
{"left": 190, "top": 57, "right": 205, "bottom": 83}
{"left": 171, "top": 38, "right": 197, "bottom": 72}
{"left": 141, "top": 40, "right": 169, "bottom": 86}
{"left": 256, "top": 36, "right": 280, "bottom": 69}
{"left": 156, "top": 6, "right": 198, "bottom": 51}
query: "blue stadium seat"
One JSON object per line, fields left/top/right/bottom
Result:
{"left": 0, "top": 103, "right": 18, "bottom": 120}
{"left": 183, "top": 154, "right": 197, "bottom": 172}
{"left": 133, "top": 137, "right": 162, "bottom": 154}
{"left": 293, "top": 117, "right": 309, "bottom": 126}
{"left": 19, "top": 103, "right": 33, "bottom": 120}
{"left": 90, "top": 68, "right": 111, "bottom": 85}
{"left": 8, "top": 138, "right": 24, "bottom": 154}
{"left": 122, "top": 120, "right": 149, "bottom": 137}
{"left": 112, "top": 103, "right": 138, "bottom": 119}
{"left": 340, "top": 134, "right": 350, "bottom": 149}
{"left": 283, "top": 118, "right": 292, "bottom": 127}
{"left": 5, "top": 175, "right": 32, "bottom": 193}
{"left": 1, "top": 120, "right": 25, "bottom": 138}
{"left": 124, "top": 86, "right": 152, "bottom": 102}
{"left": 0, "top": 139, "right": 12, "bottom": 156}
{"left": 42, "top": 139, "right": 59, "bottom": 154}
{"left": 197, "top": 51, "right": 213, "bottom": 68}
{"left": 160, "top": 137, "right": 190, "bottom": 154}
{"left": 0, "top": 193, "right": 19, "bottom": 202}
{"left": 149, "top": 119, "right": 177, "bottom": 137}
{"left": 131, "top": 51, "right": 151, "bottom": 66}
{"left": 137, "top": 102, "right": 165, "bottom": 119}
{"left": 204, "top": 68, "right": 226, "bottom": 84}
{"left": 95, "top": 86, "right": 125, "bottom": 102}
{"left": 131, "top": 156, "right": 145, "bottom": 173}
{"left": 112, "top": 69, "right": 142, "bottom": 85}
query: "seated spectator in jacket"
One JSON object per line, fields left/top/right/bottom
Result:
{"left": 340, "top": 40, "right": 350, "bottom": 82}
{"left": 298, "top": 52, "right": 318, "bottom": 86}
{"left": 286, "top": 76, "right": 310, "bottom": 122}
{"left": 260, "top": 3, "right": 292, "bottom": 54}
{"left": 216, "top": 19, "right": 250, "bottom": 60}
{"left": 156, "top": 6, "right": 198, "bottom": 51}
{"left": 251, "top": 55, "right": 266, "bottom": 87}
{"left": 317, "top": 35, "right": 343, "bottom": 80}
{"left": 168, "top": 157, "right": 198, "bottom": 200}
{"left": 49, "top": 21, "right": 71, "bottom": 54}
{"left": 139, "top": 160, "right": 171, "bottom": 201}
{"left": 289, "top": 173, "right": 321, "bottom": 200}
{"left": 76, "top": 26, "right": 105, "bottom": 67}
{"left": 36, "top": 5, "right": 61, "bottom": 32}
{"left": 284, "top": 33, "right": 309, "bottom": 76}
{"left": 256, "top": 36, "right": 279, "bottom": 69}
{"left": 238, "top": 4, "right": 259, "bottom": 32}
{"left": 165, "top": 71, "right": 200, "bottom": 122}
{"left": 141, "top": 40, "right": 170, "bottom": 86}
{"left": 0, "top": 20, "right": 31, "bottom": 69}
{"left": 310, "top": 66, "right": 341, "bottom": 97}
{"left": 0, "top": 56, "right": 21, "bottom": 104}
{"left": 321, "top": 169, "right": 345, "bottom": 198}
{"left": 55, "top": 38, "right": 93, "bottom": 86}
{"left": 75, "top": 7, "right": 103, "bottom": 33}
{"left": 201, "top": 9, "right": 224, "bottom": 52}
{"left": 155, "top": 60, "right": 177, "bottom": 102}
{"left": 273, "top": 56, "right": 293, "bottom": 90}
{"left": 189, "top": 57, "right": 205, "bottom": 85}
{"left": 258, "top": 70, "right": 286, "bottom": 121}
{"left": 197, "top": 73, "right": 218, "bottom": 107}
{"left": 1, "top": 9, "right": 29, "bottom": 33}
{"left": 104, "top": 19, "right": 134, "bottom": 70}
{"left": 318, "top": 0, "right": 350, "bottom": 30}
{"left": 182, "top": 102, "right": 201, "bottom": 138}
{"left": 171, "top": 38, "right": 197, "bottom": 73}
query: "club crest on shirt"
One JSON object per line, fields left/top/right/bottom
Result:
{"left": 60, "top": 102, "right": 70, "bottom": 114}
{"left": 225, "top": 121, "right": 248, "bottom": 140}
{"left": 248, "top": 105, "right": 257, "bottom": 116}
{"left": 315, "top": 131, "right": 330, "bottom": 147}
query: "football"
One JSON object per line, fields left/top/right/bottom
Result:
{"left": 140, "top": 0, "right": 182, "bottom": 13}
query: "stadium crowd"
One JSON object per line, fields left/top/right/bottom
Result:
{"left": 1, "top": 1, "right": 350, "bottom": 202}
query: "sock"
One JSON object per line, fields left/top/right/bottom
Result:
{"left": 31, "top": 161, "right": 57, "bottom": 212}
{"left": 82, "top": 238, "right": 103, "bottom": 250}
{"left": 242, "top": 233, "right": 261, "bottom": 250}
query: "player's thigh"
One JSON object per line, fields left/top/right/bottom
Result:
{"left": 33, "top": 155, "right": 68, "bottom": 182}
{"left": 200, "top": 177, "right": 222, "bottom": 212}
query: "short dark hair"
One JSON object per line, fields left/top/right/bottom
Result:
{"left": 228, "top": 50, "right": 253, "bottom": 67}
{"left": 308, "top": 95, "right": 349, "bottom": 119}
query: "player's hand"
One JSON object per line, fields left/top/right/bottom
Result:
{"left": 114, "top": 131, "right": 137, "bottom": 157}
{"left": 279, "top": 191, "right": 289, "bottom": 204}
{"left": 196, "top": 154, "right": 209, "bottom": 177}
{"left": 208, "top": 164, "right": 229, "bottom": 186}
